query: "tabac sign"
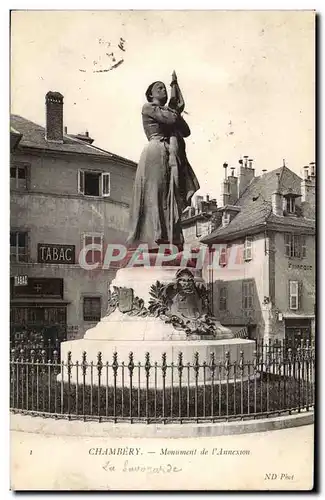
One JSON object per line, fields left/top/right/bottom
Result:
{"left": 38, "top": 244, "right": 75, "bottom": 264}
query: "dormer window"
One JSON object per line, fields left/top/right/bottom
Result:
{"left": 283, "top": 193, "right": 301, "bottom": 215}
{"left": 222, "top": 211, "right": 230, "bottom": 227}
{"left": 286, "top": 196, "right": 296, "bottom": 214}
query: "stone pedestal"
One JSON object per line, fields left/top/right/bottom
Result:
{"left": 59, "top": 265, "right": 255, "bottom": 387}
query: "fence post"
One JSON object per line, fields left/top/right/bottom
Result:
{"left": 128, "top": 352, "right": 134, "bottom": 423}
{"left": 253, "top": 349, "right": 257, "bottom": 414}
{"left": 162, "top": 353, "right": 167, "bottom": 424}
{"left": 81, "top": 351, "right": 87, "bottom": 420}
{"left": 225, "top": 351, "right": 230, "bottom": 418}
{"left": 112, "top": 352, "right": 118, "bottom": 423}
{"left": 177, "top": 352, "right": 183, "bottom": 422}
{"left": 97, "top": 352, "right": 103, "bottom": 421}
{"left": 288, "top": 348, "right": 292, "bottom": 413}
{"left": 145, "top": 352, "right": 151, "bottom": 424}
{"left": 305, "top": 340, "right": 310, "bottom": 411}
{"left": 67, "top": 351, "right": 72, "bottom": 418}
{"left": 210, "top": 352, "right": 216, "bottom": 420}
{"left": 297, "top": 346, "right": 301, "bottom": 413}
{"left": 194, "top": 352, "right": 199, "bottom": 422}
{"left": 41, "top": 349, "right": 46, "bottom": 413}
{"left": 20, "top": 349, "right": 25, "bottom": 410}
{"left": 239, "top": 350, "right": 244, "bottom": 416}
{"left": 53, "top": 350, "right": 58, "bottom": 414}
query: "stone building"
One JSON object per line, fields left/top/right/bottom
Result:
{"left": 181, "top": 195, "right": 218, "bottom": 248}
{"left": 10, "top": 91, "right": 136, "bottom": 341}
{"left": 201, "top": 158, "right": 316, "bottom": 344}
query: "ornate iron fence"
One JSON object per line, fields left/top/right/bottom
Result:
{"left": 10, "top": 340, "right": 315, "bottom": 424}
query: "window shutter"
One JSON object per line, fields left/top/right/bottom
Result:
{"left": 249, "top": 281, "right": 254, "bottom": 309}
{"left": 244, "top": 237, "right": 252, "bottom": 261}
{"left": 78, "top": 170, "right": 85, "bottom": 194}
{"left": 298, "top": 281, "right": 303, "bottom": 310}
{"left": 242, "top": 282, "right": 246, "bottom": 310}
{"left": 289, "top": 280, "right": 299, "bottom": 310}
{"left": 101, "top": 173, "right": 110, "bottom": 197}
{"left": 224, "top": 286, "right": 228, "bottom": 310}
{"left": 219, "top": 246, "right": 227, "bottom": 266}
{"left": 301, "top": 235, "right": 306, "bottom": 258}
{"left": 284, "top": 233, "right": 290, "bottom": 257}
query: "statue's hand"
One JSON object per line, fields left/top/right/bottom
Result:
{"left": 171, "top": 70, "right": 178, "bottom": 84}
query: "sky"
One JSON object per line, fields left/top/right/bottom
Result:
{"left": 11, "top": 10, "right": 315, "bottom": 202}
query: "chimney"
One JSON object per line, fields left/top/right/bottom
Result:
{"left": 238, "top": 156, "right": 255, "bottom": 197}
{"left": 45, "top": 91, "right": 64, "bottom": 142}
{"left": 195, "top": 195, "right": 204, "bottom": 213}
{"left": 206, "top": 194, "right": 210, "bottom": 202}
{"left": 227, "top": 166, "right": 238, "bottom": 205}
{"left": 222, "top": 162, "right": 230, "bottom": 206}
{"left": 301, "top": 162, "right": 316, "bottom": 215}
{"left": 309, "top": 161, "right": 315, "bottom": 177}
{"left": 272, "top": 172, "right": 283, "bottom": 216}
{"left": 303, "top": 165, "right": 309, "bottom": 179}
{"left": 223, "top": 162, "right": 228, "bottom": 179}
{"left": 64, "top": 126, "right": 68, "bottom": 135}
{"left": 262, "top": 169, "right": 267, "bottom": 175}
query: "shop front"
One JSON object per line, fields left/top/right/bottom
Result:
{"left": 284, "top": 316, "right": 313, "bottom": 348}
{"left": 10, "top": 277, "right": 68, "bottom": 343}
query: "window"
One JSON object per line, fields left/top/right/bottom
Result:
{"left": 219, "top": 286, "right": 227, "bottom": 311}
{"left": 242, "top": 280, "right": 254, "bottom": 310}
{"left": 289, "top": 280, "right": 299, "bottom": 310}
{"left": 82, "top": 233, "right": 103, "bottom": 264}
{"left": 243, "top": 236, "right": 253, "bottom": 261}
{"left": 196, "top": 220, "right": 208, "bottom": 238}
{"left": 78, "top": 170, "right": 110, "bottom": 197}
{"left": 10, "top": 164, "right": 28, "bottom": 190}
{"left": 83, "top": 297, "right": 101, "bottom": 322}
{"left": 284, "top": 233, "right": 307, "bottom": 258}
{"left": 10, "top": 231, "right": 28, "bottom": 262}
{"left": 285, "top": 195, "right": 296, "bottom": 214}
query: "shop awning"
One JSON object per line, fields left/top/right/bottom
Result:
{"left": 10, "top": 298, "right": 71, "bottom": 305}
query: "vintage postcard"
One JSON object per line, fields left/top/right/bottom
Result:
{"left": 10, "top": 9, "right": 315, "bottom": 491}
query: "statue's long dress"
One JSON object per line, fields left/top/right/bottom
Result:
{"left": 126, "top": 103, "right": 200, "bottom": 250}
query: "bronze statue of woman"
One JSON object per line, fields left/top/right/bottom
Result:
{"left": 126, "top": 72, "right": 200, "bottom": 251}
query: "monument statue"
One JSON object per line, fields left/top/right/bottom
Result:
{"left": 58, "top": 71, "right": 255, "bottom": 388}
{"left": 126, "top": 72, "right": 200, "bottom": 250}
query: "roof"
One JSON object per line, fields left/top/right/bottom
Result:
{"left": 10, "top": 114, "right": 137, "bottom": 166}
{"left": 202, "top": 166, "right": 315, "bottom": 243}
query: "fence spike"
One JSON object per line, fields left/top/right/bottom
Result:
{"left": 177, "top": 351, "right": 183, "bottom": 376}
{"left": 145, "top": 352, "right": 151, "bottom": 375}
{"left": 82, "top": 351, "right": 87, "bottom": 376}
{"left": 128, "top": 352, "right": 134, "bottom": 376}
{"left": 239, "top": 350, "right": 244, "bottom": 372}
{"left": 97, "top": 351, "right": 103, "bottom": 378}
{"left": 161, "top": 352, "right": 167, "bottom": 378}
{"left": 41, "top": 349, "right": 46, "bottom": 363}
{"left": 112, "top": 351, "right": 118, "bottom": 375}
{"left": 193, "top": 351, "right": 200, "bottom": 376}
